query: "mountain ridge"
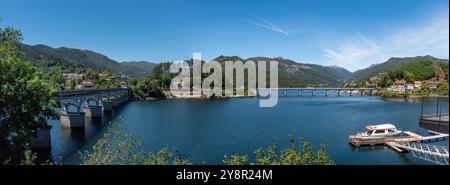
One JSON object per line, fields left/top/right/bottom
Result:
{"left": 18, "top": 43, "right": 449, "bottom": 87}
{"left": 19, "top": 43, "right": 157, "bottom": 77}
{"left": 350, "top": 55, "right": 449, "bottom": 82}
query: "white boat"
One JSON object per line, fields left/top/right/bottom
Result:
{"left": 350, "top": 124, "right": 402, "bottom": 140}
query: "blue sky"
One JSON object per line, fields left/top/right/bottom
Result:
{"left": 0, "top": 0, "right": 448, "bottom": 71}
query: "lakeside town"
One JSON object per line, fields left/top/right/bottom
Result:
{"left": 61, "top": 64, "right": 448, "bottom": 99}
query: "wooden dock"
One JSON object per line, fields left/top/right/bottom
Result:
{"left": 397, "top": 131, "right": 449, "bottom": 143}
{"left": 385, "top": 142, "right": 407, "bottom": 153}
{"left": 349, "top": 131, "right": 449, "bottom": 151}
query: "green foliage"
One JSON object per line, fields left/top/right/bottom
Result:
{"left": 403, "top": 71, "right": 415, "bottom": 83}
{"left": 224, "top": 135, "right": 335, "bottom": 165}
{"left": 374, "top": 90, "right": 409, "bottom": 98}
{"left": 376, "top": 59, "right": 448, "bottom": 88}
{"left": 1, "top": 23, "right": 58, "bottom": 164}
{"left": 436, "top": 81, "right": 449, "bottom": 96}
{"left": 83, "top": 120, "right": 334, "bottom": 165}
{"left": 143, "top": 147, "right": 191, "bottom": 165}
{"left": 394, "top": 60, "right": 438, "bottom": 80}
{"left": 20, "top": 150, "right": 38, "bottom": 165}
{"left": 132, "top": 77, "right": 165, "bottom": 99}
{"left": 80, "top": 118, "right": 191, "bottom": 165}
{"left": 20, "top": 44, "right": 156, "bottom": 77}
{"left": 159, "top": 73, "right": 172, "bottom": 89}
{"left": 351, "top": 56, "right": 448, "bottom": 82}
{"left": 223, "top": 154, "right": 249, "bottom": 165}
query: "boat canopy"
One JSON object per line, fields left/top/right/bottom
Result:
{"left": 366, "top": 124, "right": 396, "bottom": 130}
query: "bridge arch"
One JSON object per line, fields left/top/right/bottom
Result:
{"left": 62, "top": 102, "right": 81, "bottom": 113}
{"left": 85, "top": 98, "right": 100, "bottom": 106}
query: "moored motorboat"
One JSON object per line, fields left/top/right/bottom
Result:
{"left": 349, "top": 124, "right": 402, "bottom": 146}
{"left": 355, "top": 124, "right": 402, "bottom": 138}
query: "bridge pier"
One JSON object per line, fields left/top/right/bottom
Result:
{"left": 30, "top": 119, "right": 52, "bottom": 149}
{"left": 112, "top": 98, "right": 120, "bottom": 107}
{"left": 102, "top": 101, "right": 113, "bottom": 112}
{"left": 84, "top": 105, "right": 103, "bottom": 118}
{"left": 256, "top": 88, "right": 377, "bottom": 98}
{"left": 117, "top": 97, "right": 124, "bottom": 105}
{"left": 122, "top": 95, "right": 129, "bottom": 104}
{"left": 60, "top": 111, "right": 85, "bottom": 128}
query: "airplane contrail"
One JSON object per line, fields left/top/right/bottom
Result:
{"left": 244, "top": 18, "right": 288, "bottom": 36}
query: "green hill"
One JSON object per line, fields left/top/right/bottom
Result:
{"left": 19, "top": 43, "right": 156, "bottom": 77}
{"left": 213, "top": 56, "right": 352, "bottom": 87}
{"left": 350, "top": 55, "right": 449, "bottom": 82}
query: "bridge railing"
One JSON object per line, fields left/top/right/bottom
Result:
{"left": 57, "top": 88, "right": 130, "bottom": 98}
{"left": 394, "top": 141, "right": 449, "bottom": 165}
{"left": 258, "top": 87, "right": 379, "bottom": 90}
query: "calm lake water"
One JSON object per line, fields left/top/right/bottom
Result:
{"left": 42, "top": 93, "right": 448, "bottom": 165}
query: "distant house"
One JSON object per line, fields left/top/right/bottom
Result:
{"left": 394, "top": 79, "right": 406, "bottom": 86}
{"left": 391, "top": 79, "right": 406, "bottom": 93}
{"left": 405, "top": 84, "right": 414, "bottom": 92}
{"left": 414, "top": 81, "right": 422, "bottom": 89}
{"left": 98, "top": 72, "right": 110, "bottom": 78}
{"left": 427, "top": 81, "right": 440, "bottom": 89}
{"left": 63, "top": 73, "right": 84, "bottom": 80}
{"left": 81, "top": 81, "right": 94, "bottom": 89}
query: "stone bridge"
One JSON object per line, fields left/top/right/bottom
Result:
{"left": 55, "top": 88, "right": 132, "bottom": 128}
{"left": 260, "top": 88, "right": 379, "bottom": 96}
{"left": 31, "top": 88, "right": 132, "bottom": 149}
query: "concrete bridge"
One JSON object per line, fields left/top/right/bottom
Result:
{"left": 31, "top": 88, "right": 132, "bottom": 149}
{"left": 55, "top": 88, "right": 132, "bottom": 128}
{"left": 260, "top": 88, "right": 379, "bottom": 96}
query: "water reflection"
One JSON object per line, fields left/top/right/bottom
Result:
{"left": 34, "top": 110, "right": 117, "bottom": 164}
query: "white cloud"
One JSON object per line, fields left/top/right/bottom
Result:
{"left": 324, "top": 15, "right": 449, "bottom": 72}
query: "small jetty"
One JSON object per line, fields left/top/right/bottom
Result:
{"left": 349, "top": 130, "right": 449, "bottom": 164}
{"left": 349, "top": 130, "right": 449, "bottom": 147}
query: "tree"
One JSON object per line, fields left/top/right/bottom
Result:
{"left": 48, "top": 70, "right": 66, "bottom": 90}
{"left": 437, "top": 81, "right": 449, "bottom": 96}
{"left": 133, "top": 77, "right": 165, "bottom": 99}
{"left": 223, "top": 135, "right": 334, "bottom": 165}
{"left": 153, "top": 64, "right": 164, "bottom": 79}
{"left": 159, "top": 73, "right": 172, "bottom": 89}
{"left": 83, "top": 120, "right": 334, "bottom": 165}
{"left": 386, "top": 78, "right": 393, "bottom": 87}
{"left": 0, "top": 23, "right": 58, "bottom": 164}
{"left": 404, "top": 71, "right": 415, "bottom": 83}
{"left": 81, "top": 118, "right": 191, "bottom": 165}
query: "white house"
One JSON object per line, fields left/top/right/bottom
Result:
{"left": 414, "top": 81, "right": 422, "bottom": 89}
{"left": 405, "top": 84, "right": 414, "bottom": 92}
{"left": 391, "top": 79, "right": 406, "bottom": 93}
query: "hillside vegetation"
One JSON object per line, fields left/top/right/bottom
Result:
{"left": 351, "top": 55, "right": 448, "bottom": 82}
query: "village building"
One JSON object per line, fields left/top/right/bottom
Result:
{"left": 414, "top": 81, "right": 422, "bottom": 89}
{"left": 81, "top": 81, "right": 94, "bottom": 89}
{"left": 405, "top": 84, "right": 414, "bottom": 92}
{"left": 63, "top": 73, "right": 84, "bottom": 80}
{"left": 391, "top": 79, "right": 406, "bottom": 93}
{"left": 427, "top": 81, "right": 440, "bottom": 89}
